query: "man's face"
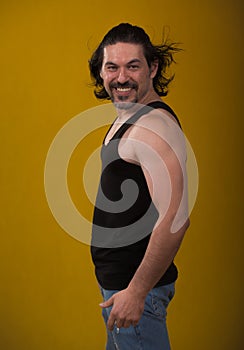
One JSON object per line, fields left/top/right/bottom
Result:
{"left": 100, "top": 42, "right": 158, "bottom": 109}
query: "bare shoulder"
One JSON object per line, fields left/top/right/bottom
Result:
{"left": 119, "top": 106, "right": 186, "bottom": 164}
{"left": 130, "top": 107, "right": 183, "bottom": 146}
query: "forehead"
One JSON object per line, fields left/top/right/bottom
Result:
{"left": 102, "top": 42, "right": 146, "bottom": 65}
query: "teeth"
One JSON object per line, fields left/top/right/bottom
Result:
{"left": 117, "top": 88, "right": 131, "bottom": 92}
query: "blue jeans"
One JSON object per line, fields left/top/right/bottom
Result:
{"left": 100, "top": 283, "right": 175, "bottom": 350}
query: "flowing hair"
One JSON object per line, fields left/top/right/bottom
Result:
{"left": 89, "top": 23, "right": 181, "bottom": 99}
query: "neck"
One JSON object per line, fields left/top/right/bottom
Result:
{"left": 116, "top": 104, "right": 141, "bottom": 121}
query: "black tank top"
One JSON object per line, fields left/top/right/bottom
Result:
{"left": 91, "top": 101, "right": 181, "bottom": 290}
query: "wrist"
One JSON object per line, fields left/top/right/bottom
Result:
{"left": 127, "top": 280, "right": 149, "bottom": 300}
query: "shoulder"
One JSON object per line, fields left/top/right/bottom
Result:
{"left": 128, "top": 107, "right": 186, "bottom": 161}
{"left": 132, "top": 107, "right": 183, "bottom": 143}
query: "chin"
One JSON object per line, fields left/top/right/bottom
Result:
{"left": 113, "top": 102, "right": 135, "bottom": 110}
{"left": 112, "top": 98, "right": 138, "bottom": 110}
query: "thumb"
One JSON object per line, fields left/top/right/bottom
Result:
{"left": 99, "top": 296, "right": 114, "bottom": 308}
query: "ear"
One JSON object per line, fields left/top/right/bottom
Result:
{"left": 150, "top": 60, "right": 159, "bottom": 79}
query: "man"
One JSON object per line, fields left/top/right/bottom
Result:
{"left": 89, "top": 23, "right": 189, "bottom": 349}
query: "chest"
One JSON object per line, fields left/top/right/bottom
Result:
{"left": 104, "top": 123, "right": 139, "bottom": 165}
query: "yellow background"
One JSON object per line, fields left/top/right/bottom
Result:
{"left": 1, "top": 0, "right": 243, "bottom": 349}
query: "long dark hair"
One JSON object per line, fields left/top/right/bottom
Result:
{"left": 89, "top": 23, "right": 181, "bottom": 99}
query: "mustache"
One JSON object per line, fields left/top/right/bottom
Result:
{"left": 110, "top": 82, "right": 138, "bottom": 89}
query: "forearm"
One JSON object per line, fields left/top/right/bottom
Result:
{"left": 127, "top": 218, "right": 189, "bottom": 298}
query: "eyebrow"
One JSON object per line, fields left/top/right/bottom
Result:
{"left": 104, "top": 59, "right": 142, "bottom": 66}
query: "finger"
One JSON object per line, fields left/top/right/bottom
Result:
{"left": 107, "top": 313, "right": 116, "bottom": 331}
{"left": 115, "top": 318, "right": 124, "bottom": 329}
{"left": 123, "top": 320, "right": 132, "bottom": 328}
{"left": 132, "top": 320, "right": 139, "bottom": 327}
{"left": 123, "top": 319, "right": 138, "bottom": 328}
{"left": 99, "top": 296, "right": 114, "bottom": 308}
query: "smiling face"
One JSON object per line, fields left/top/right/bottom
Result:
{"left": 100, "top": 42, "right": 158, "bottom": 109}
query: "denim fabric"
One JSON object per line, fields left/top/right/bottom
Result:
{"left": 100, "top": 283, "right": 175, "bottom": 350}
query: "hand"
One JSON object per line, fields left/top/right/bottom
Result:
{"left": 99, "top": 288, "right": 145, "bottom": 331}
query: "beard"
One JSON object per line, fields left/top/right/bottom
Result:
{"left": 109, "top": 82, "right": 138, "bottom": 110}
{"left": 112, "top": 96, "right": 138, "bottom": 110}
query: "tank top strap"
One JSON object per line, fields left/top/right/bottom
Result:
{"left": 146, "top": 101, "right": 182, "bottom": 128}
{"left": 113, "top": 101, "right": 181, "bottom": 140}
{"left": 114, "top": 104, "right": 153, "bottom": 140}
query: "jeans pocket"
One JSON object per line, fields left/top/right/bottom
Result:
{"left": 145, "top": 284, "right": 175, "bottom": 319}
{"left": 151, "top": 294, "right": 167, "bottom": 319}
{"left": 143, "top": 292, "right": 166, "bottom": 319}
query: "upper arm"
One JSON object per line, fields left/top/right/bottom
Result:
{"left": 131, "top": 113, "right": 189, "bottom": 233}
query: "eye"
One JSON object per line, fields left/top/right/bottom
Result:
{"left": 106, "top": 65, "right": 117, "bottom": 72}
{"left": 128, "top": 65, "right": 139, "bottom": 71}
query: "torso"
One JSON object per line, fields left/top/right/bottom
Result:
{"left": 91, "top": 100, "right": 181, "bottom": 290}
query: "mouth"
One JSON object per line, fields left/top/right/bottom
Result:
{"left": 116, "top": 87, "right": 132, "bottom": 92}
{"left": 110, "top": 82, "right": 137, "bottom": 96}
{"left": 113, "top": 86, "right": 135, "bottom": 98}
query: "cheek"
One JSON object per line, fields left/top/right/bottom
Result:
{"left": 137, "top": 74, "right": 149, "bottom": 87}
{"left": 101, "top": 73, "right": 114, "bottom": 85}
{"left": 100, "top": 70, "right": 110, "bottom": 82}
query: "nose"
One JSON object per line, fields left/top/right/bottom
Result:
{"left": 117, "top": 68, "right": 129, "bottom": 84}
